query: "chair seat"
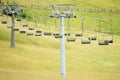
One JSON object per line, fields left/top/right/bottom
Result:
{"left": 67, "top": 38, "right": 76, "bottom": 42}
{"left": 20, "top": 31, "right": 26, "bottom": 34}
{"left": 44, "top": 32, "right": 52, "bottom": 36}
{"left": 98, "top": 40, "right": 109, "bottom": 45}
{"left": 81, "top": 40, "right": 91, "bottom": 44}
{"left": 75, "top": 34, "right": 83, "bottom": 37}
{"left": 88, "top": 37, "right": 97, "bottom": 40}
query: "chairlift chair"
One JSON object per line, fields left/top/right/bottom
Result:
{"left": 16, "top": 18, "right": 22, "bottom": 21}
{"left": 88, "top": 31, "right": 97, "bottom": 40}
{"left": 22, "top": 13, "right": 28, "bottom": 27}
{"left": 98, "top": 18, "right": 112, "bottom": 45}
{"left": 75, "top": 33, "right": 83, "bottom": 37}
{"left": 88, "top": 18, "right": 97, "bottom": 40}
{"left": 44, "top": 32, "right": 52, "bottom": 36}
{"left": 53, "top": 33, "right": 63, "bottom": 38}
{"left": 35, "top": 30, "right": 42, "bottom": 36}
{"left": 35, "top": 24, "right": 42, "bottom": 36}
{"left": 98, "top": 35, "right": 109, "bottom": 45}
{"left": 75, "top": 17, "right": 84, "bottom": 37}
{"left": 52, "top": 18, "right": 62, "bottom": 38}
{"left": 43, "top": 16, "right": 52, "bottom": 36}
{"left": 7, "top": 25, "right": 11, "bottom": 28}
{"left": 34, "top": 16, "right": 43, "bottom": 36}
{"left": 16, "top": 14, "right": 22, "bottom": 21}
{"left": 102, "top": 31, "right": 113, "bottom": 43}
{"left": 1, "top": 14, "right": 8, "bottom": 24}
{"left": 16, "top": 13, "right": 22, "bottom": 21}
{"left": 81, "top": 30, "right": 91, "bottom": 44}
{"left": 98, "top": 39, "right": 109, "bottom": 45}
{"left": 19, "top": 21, "right": 27, "bottom": 34}
{"left": 66, "top": 17, "right": 76, "bottom": 42}
{"left": 26, "top": 27, "right": 34, "bottom": 36}
{"left": 67, "top": 37, "right": 76, "bottom": 42}
{"left": 88, "top": 37, "right": 96, "bottom": 40}
{"left": 98, "top": 31, "right": 109, "bottom": 45}
{"left": 65, "top": 33, "right": 70, "bottom": 36}
{"left": 26, "top": 17, "right": 34, "bottom": 36}
{"left": 81, "top": 39, "right": 91, "bottom": 44}
{"left": 2, "top": 17, "right": 7, "bottom": 24}
{"left": 2, "top": 21, "right": 7, "bottom": 24}
{"left": 14, "top": 28, "right": 19, "bottom": 31}
{"left": 20, "top": 31, "right": 26, "bottom": 34}
{"left": 106, "top": 19, "right": 114, "bottom": 43}
{"left": 67, "top": 30, "right": 76, "bottom": 42}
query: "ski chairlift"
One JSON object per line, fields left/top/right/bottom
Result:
{"left": 6, "top": 17, "right": 12, "bottom": 28}
{"left": 1, "top": 14, "right": 8, "bottom": 24}
{"left": 81, "top": 39, "right": 91, "bottom": 44}
{"left": 75, "top": 17, "right": 84, "bottom": 37}
{"left": 98, "top": 18, "right": 112, "bottom": 45}
{"left": 105, "top": 19, "right": 113, "bottom": 43}
{"left": 19, "top": 20, "right": 27, "bottom": 34}
{"left": 66, "top": 31, "right": 76, "bottom": 42}
{"left": 43, "top": 16, "right": 52, "bottom": 36}
{"left": 14, "top": 27, "right": 19, "bottom": 31}
{"left": 6, "top": 14, "right": 12, "bottom": 28}
{"left": 44, "top": 31, "right": 52, "bottom": 36}
{"left": 52, "top": 18, "right": 62, "bottom": 38}
{"left": 7, "top": 25, "right": 11, "bottom": 28}
{"left": 88, "top": 31, "right": 97, "bottom": 40}
{"left": 64, "top": 17, "right": 71, "bottom": 36}
{"left": 16, "top": 16, "right": 22, "bottom": 21}
{"left": 53, "top": 29, "right": 63, "bottom": 38}
{"left": 81, "top": 30, "right": 91, "bottom": 44}
{"left": 34, "top": 16, "right": 43, "bottom": 36}
{"left": 98, "top": 20, "right": 108, "bottom": 45}
{"left": 66, "top": 29, "right": 76, "bottom": 42}
{"left": 35, "top": 30, "right": 42, "bottom": 36}
{"left": 88, "top": 18, "right": 97, "bottom": 40}
{"left": 26, "top": 27, "right": 34, "bottom": 36}
{"left": 98, "top": 33, "right": 109, "bottom": 45}
{"left": 19, "top": 21, "right": 27, "bottom": 34}
{"left": 53, "top": 33, "right": 63, "bottom": 38}
{"left": 100, "top": 31, "right": 113, "bottom": 44}
{"left": 19, "top": 30, "right": 26, "bottom": 34}
{"left": 13, "top": 20, "right": 20, "bottom": 31}
{"left": 64, "top": 33, "right": 71, "bottom": 36}
{"left": 22, "top": 13, "right": 28, "bottom": 27}
{"left": 16, "top": 10, "right": 22, "bottom": 21}
{"left": 67, "top": 37, "right": 76, "bottom": 42}
{"left": 66, "top": 18, "right": 76, "bottom": 42}
{"left": 26, "top": 15, "right": 35, "bottom": 36}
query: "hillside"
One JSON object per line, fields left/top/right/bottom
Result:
{"left": 2, "top": 0, "right": 120, "bottom": 35}
{"left": 3, "top": 0, "right": 120, "bottom": 8}
{"left": 0, "top": 0, "right": 120, "bottom": 80}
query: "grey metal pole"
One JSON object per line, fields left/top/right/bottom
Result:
{"left": 11, "top": 10, "right": 15, "bottom": 48}
{"left": 60, "top": 16, "right": 66, "bottom": 77}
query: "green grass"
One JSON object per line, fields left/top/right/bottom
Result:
{"left": 3, "top": 0, "right": 120, "bottom": 35}
{"left": 0, "top": 0, "right": 120, "bottom": 80}
{"left": 0, "top": 23, "right": 120, "bottom": 80}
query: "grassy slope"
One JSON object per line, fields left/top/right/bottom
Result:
{"left": 0, "top": 0, "right": 120, "bottom": 80}
{"left": 3, "top": 0, "right": 120, "bottom": 35}
{"left": 0, "top": 23, "right": 120, "bottom": 80}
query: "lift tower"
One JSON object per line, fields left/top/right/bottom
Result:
{"left": 49, "top": 4, "right": 76, "bottom": 77}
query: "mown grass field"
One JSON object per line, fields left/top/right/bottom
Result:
{"left": 0, "top": 0, "right": 120, "bottom": 80}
